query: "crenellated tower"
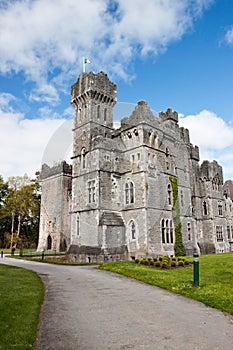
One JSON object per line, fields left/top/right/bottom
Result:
{"left": 71, "top": 71, "right": 117, "bottom": 159}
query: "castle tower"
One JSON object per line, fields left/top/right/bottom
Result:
{"left": 70, "top": 71, "right": 117, "bottom": 158}
{"left": 69, "top": 71, "right": 127, "bottom": 262}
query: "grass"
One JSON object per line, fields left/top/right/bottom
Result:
{"left": 0, "top": 264, "right": 44, "bottom": 350}
{"left": 99, "top": 253, "right": 233, "bottom": 315}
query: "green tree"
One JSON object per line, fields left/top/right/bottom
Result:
{"left": 0, "top": 174, "right": 41, "bottom": 248}
{"left": 0, "top": 176, "right": 10, "bottom": 247}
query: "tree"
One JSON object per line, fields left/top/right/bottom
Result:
{"left": 0, "top": 176, "right": 10, "bottom": 247}
{"left": 0, "top": 174, "right": 41, "bottom": 248}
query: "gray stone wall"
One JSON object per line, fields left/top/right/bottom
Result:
{"left": 38, "top": 71, "right": 233, "bottom": 259}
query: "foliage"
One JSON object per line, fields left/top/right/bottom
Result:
{"left": 0, "top": 264, "right": 44, "bottom": 349}
{"left": 99, "top": 253, "right": 233, "bottom": 315}
{"left": 0, "top": 173, "right": 40, "bottom": 248}
{"left": 169, "top": 175, "right": 186, "bottom": 256}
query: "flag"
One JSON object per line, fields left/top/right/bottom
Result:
{"left": 83, "top": 57, "right": 91, "bottom": 72}
{"left": 84, "top": 58, "right": 91, "bottom": 64}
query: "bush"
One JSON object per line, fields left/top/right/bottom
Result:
{"left": 140, "top": 258, "right": 147, "bottom": 265}
{"left": 172, "top": 257, "right": 176, "bottom": 261}
{"left": 153, "top": 257, "right": 158, "bottom": 262}
{"left": 162, "top": 262, "right": 168, "bottom": 269}
{"left": 171, "top": 261, "right": 176, "bottom": 267}
{"left": 155, "top": 261, "right": 161, "bottom": 267}
{"left": 178, "top": 260, "right": 184, "bottom": 267}
{"left": 184, "top": 260, "right": 190, "bottom": 266}
{"left": 159, "top": 257, "right": 163, "bottom": 261}
{"left": 135, "top": 259, "right": 140, "bottom": 264}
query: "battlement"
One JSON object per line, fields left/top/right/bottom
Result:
{"left": 159, "top": 108, "right": 178, "bottom": 123}
{"left": 200, "top": 160, "right": 223, "bottom": 183}
{"left": 41, "top": 161, "right": 72, "bottom": 180}
{"left": 71, "top": 71, "right": 117, "bottom": 107}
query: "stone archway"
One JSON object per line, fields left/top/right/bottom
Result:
{"left": 47, "top": 235, "right": 52, "bottom": 250}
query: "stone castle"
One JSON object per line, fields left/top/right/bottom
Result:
{"left": 37, "top": 71, "right": 233, "bottom": 261}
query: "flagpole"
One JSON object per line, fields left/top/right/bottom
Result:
{"left": 82, "top": 57, "right": 85, "bottom": 73}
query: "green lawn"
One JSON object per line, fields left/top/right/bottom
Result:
{"left": 0, "top": 265, "right": 44, "bottom": 350}
{"left": 99, "top": 253, "right": 233, "bottom": 315}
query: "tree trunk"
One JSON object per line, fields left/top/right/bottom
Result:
{"left": 10, "top": 212, "right": 15, "bottom": 248}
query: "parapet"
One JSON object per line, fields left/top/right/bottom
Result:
{"left": 200, "top": 160, "right": 223, "bottom": 183}
{"left": 41, "top": 161, "right": 72, "bottom": 180}
{"left": 190, "top": 145, "right": 200, "bottom": 161}
{"left": 71, "top": 71, "right": 117, "bottom": 106}
{"left": 159, "top": 108, "right": 178, "bottom": 123}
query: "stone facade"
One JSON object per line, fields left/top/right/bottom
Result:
{"left": 37, "top": 71, "right": 233, "bottom": 260}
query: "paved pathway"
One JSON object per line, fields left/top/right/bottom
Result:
{"left": 1, "top": 257, "right": 233, "bottom": 350}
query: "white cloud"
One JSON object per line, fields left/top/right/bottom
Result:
{"left": 0, "top": 0, "right": 213, "bottom": 100}
{"left": 0, "top": 93, "right": 70, "bottom": 180}
{"left": 179, "top": 110, "right": 233, "bottom": 180}
{"left": 225, "top": 27, "right": 233, "bottom": 45}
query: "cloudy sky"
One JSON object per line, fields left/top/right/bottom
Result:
{"left": 0, "top": 0, "right": 233, "bottom": 180}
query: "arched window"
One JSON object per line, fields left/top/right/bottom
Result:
{"left": 81, "top": 148, "right": 86, "bottom": 169}
{"left": 161, "top": 219, "right": 166, "bottom": 243}
{"left": 187, "top": 222, "right": 191, "bottom": 240}
{"left": 170, "top": 220, "right": 174, "bottom": 243}
{"left": 218, "top": 202, "right": 223, "bottom": 216}
{"left": 203, "top": 201, "right": 208, "bottom": 215}
{"left": 97, "top": 105, "right": 100, "bottom": 119}
{"left": 47, "top": 235, "right": 52, "bottom": 250}
{"left": 161, "top": 219, "right": 174, "bottom": 244}
{"left": 167, "top": 184, "right": 172, "bottom": 205}
{"left": 166, "top": 219, "right": 170, "bottom": 243}
{"left": 180, "top": 190, "right": 184, "bottom": 207}
{"left": 125, "top": 181, "right": 134, "bottom": 204}
{"left": 130, "top": 221, "right": 136, "bottom": 240}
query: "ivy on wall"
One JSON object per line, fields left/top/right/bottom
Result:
{"left": 169, "top": 176, "right": 186, "bottom": 256}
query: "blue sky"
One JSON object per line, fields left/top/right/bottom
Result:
{"left": 0, "top": 0, "right": 233, "bottom": 180}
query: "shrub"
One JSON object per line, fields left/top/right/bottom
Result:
{"left": 140, "top": 258, "right": 147, "bottom": 265}
{"left": 159, "top": 257, "right": 163, "bottom": 262}
{"left": 153, "top": 257, "right": 158, "bottom": 262}
{"left": 162, "top": 262, "right": 168, "bottom": 269}
{"left": 184, "top": 259, "right": 190, "bottom": 266}
{"left": 178, "top": 260, "right": 184, "bottom": 267}
{"left": 177, "top": 257, "right": 184, "bottom": 261}
{"left": 155, "top": 261, "right": 161, "bottom": 267}
{"left": 135, "top": 259, "right": 140, "bottom": 264}
{"left": 172, "top": 257, "right": 176, "bottom": 262}
{"left": 171, "top": 261, "right": 176, "bottom": 267}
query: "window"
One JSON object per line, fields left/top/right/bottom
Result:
{"left": 130, "top": 220, "right": 136, "bottom": 240}
{"left": 180, "top": 190, "right": 184, "bottom": 207}
{"left": 88, "top": 180, "right": 96, "bottom": 203}
{"left": 218, "top": 202, "right": 223, "bottom": 216}
{"left": 77, "top": 216, "right": 80, "bottom": 236}
{"left": 227, "top": 226, "right": 231, "bottom": 240}
{"left": 81, "top": 148, "right": 86, "bottom": 169}
{"left": 167, "top": 184, "right": 172, "bottom": 205}
{"left": 97, "top": 105, "right": 100, "bottom": 119}
{"left": 125, "top": 181, "right": 134, "bottom": 204}
{"left": 161, "top": 219, "right": 166, "bottom": 243}
{"left": 47, "top": 235, "right": 52, "bottom": 250}
{"left": 187, "top": 222, "right": 191, "bottom": 240}
{"left": 216, "top": 226, "right": 223, "bottom": 242}
{"left": 104, "top": 108, "right": 107, "bottom": 121}
{"left": 161, "top": 219, "right": 174, "bottom": 244}
{"left": 203, "top": 201, "right": 208, "bottom": 215}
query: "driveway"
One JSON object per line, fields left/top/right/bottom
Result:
{"left": 1, "top": 257, "right": 233, "bottom": 350}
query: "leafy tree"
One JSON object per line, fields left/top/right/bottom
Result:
{"left": 0, "top": 174, "right": 41, "bottom": 248}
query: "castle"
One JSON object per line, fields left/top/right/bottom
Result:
{"left": 37, "top": 71, "right": 233, "bottom": 261}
